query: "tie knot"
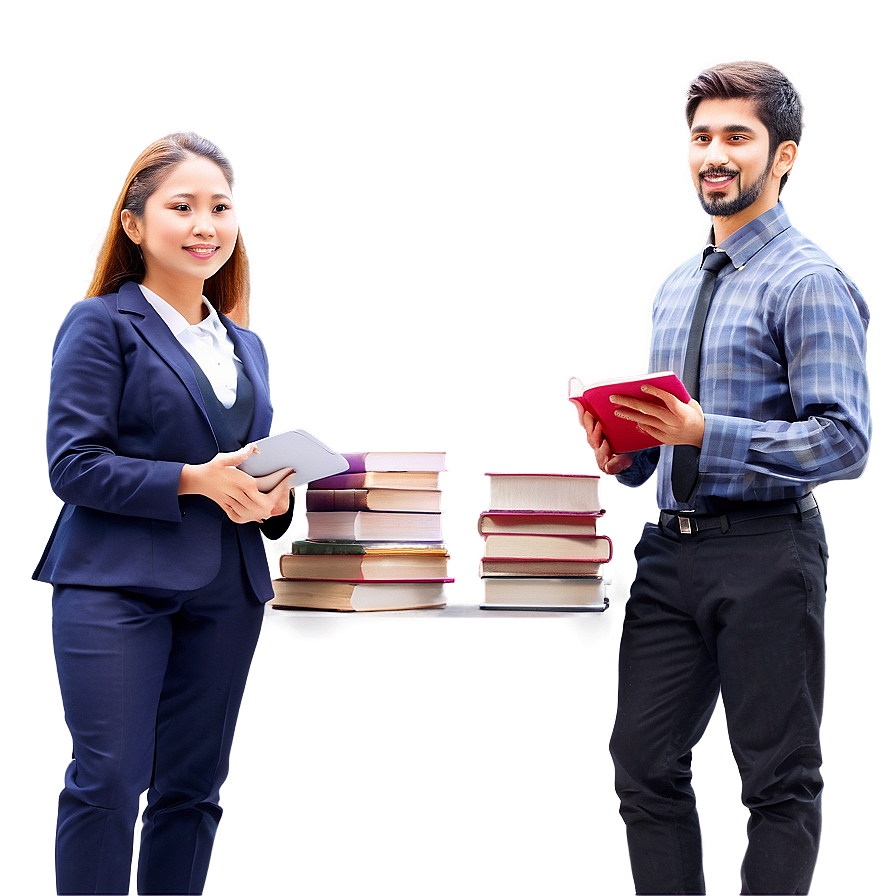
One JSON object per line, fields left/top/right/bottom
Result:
{"left": 701, "top": 249, "right": 730, "bottom": 275}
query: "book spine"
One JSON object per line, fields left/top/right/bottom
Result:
{"left": 308, "top": 472, "right": 368, "bottom": 490}
{"left": 305, "top": 489, "right": 369, "bottom": 512}
{"left": 291, "top": 540, "right": 366, "bottom": 555}
{"left": 340, "top": 452, "right": 369, "bottom": 473}
{"left": 280, "top": 553, "right": 365, "bottom": 576}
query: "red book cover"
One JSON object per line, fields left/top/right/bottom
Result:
{"left": 569, "top": 372, "right": 691, "bottom": 454}
{"left": 478, "top": 511, "right": 605, "bottom": 536}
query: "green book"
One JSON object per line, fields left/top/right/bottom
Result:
{"left": 291, "top": 540, "right": 366, "bottom": 555}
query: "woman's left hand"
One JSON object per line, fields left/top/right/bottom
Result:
{"left": 258, "top": 470, "right": 294, "bottom": 521}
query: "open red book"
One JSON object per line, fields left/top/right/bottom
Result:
{"left": 569, "top": 371, "right": 690, "bottom": 454}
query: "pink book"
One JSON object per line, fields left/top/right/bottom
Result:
{"left": 569, "top": 371, "right": 690, "bottom": 454}
{"left": 339, "top": 451, "right": 447, "bottom": 473}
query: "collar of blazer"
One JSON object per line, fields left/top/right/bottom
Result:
{"left": 115, "top": 280, "right": 268, "bottom": 439}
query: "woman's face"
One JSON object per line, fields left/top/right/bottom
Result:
{"left": 122, "top": 155, "right": 239, "bottom": 292}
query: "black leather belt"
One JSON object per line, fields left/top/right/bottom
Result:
{"left": 659, "top": 494, "right": 819, "bottom": 535}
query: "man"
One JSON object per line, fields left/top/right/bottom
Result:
{"left": 577, "top": 62, "right": 870, "bottom": 894}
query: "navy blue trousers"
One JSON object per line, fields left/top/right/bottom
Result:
{"left": 52, "top": 522, "right": 264, "bottom": 895}
{"left": 609, "top": 509, "right": 827, "bottom": 895}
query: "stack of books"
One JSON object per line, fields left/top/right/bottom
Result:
{"left": 478, "top": 473, "right": 610, "bottom": 611}
{"left": 271, "top": 451, "right": 452, "bottom": 612}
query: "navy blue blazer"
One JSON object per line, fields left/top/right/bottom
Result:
{"left": 33, "top": 281, "right": 289, "bottom": 602}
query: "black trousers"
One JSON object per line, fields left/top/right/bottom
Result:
{"left": 609, "top": 507, "right": 827, "bottom": 895}
{"left": 52, "top": 521, "right": 264, "bottom": 895}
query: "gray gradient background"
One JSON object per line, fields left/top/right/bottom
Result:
{"left": 0, "top": 0, "right": 894, "bottom": 893}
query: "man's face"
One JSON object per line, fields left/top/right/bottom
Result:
{"left": 688, "top": 97, "right": 778, "bottom": 218}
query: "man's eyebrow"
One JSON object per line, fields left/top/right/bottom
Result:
{"left": 690, "top": 123, "right": 759, "bottom": 136}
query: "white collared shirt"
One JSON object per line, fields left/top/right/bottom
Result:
{"left": 139, "top": 284, "right": 240, "bottom": 408}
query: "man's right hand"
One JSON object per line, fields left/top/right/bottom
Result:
{"left": 574, "top": 402, "right": 634, "bottom": 475}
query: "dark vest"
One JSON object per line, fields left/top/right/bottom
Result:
{"left": 184, "top": 350, "right": 293, "bottom": 550}
{"left": 182, "top": 353, "right": 254, "bottom": 451}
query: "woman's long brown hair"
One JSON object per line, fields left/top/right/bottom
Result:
{"left": 86, "top": 132, "right": 251, "bottom": 326}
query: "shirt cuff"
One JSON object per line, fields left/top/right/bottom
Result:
{"left": 700, "top": 414, "right": 752, "bottom": 476}
{"left": 615, "top": 446, "right": 660, "bottom": 488}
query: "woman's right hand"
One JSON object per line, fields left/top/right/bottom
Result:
{"left": 178, "top": 445, "right": 294, "bottom": 524}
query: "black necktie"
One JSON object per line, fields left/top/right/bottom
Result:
{"left": 670, "top": 248, "right": 730, "bottom": 504}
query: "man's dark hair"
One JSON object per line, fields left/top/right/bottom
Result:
{"left": 686, "top": 61, "right": 803, "bottom": 189}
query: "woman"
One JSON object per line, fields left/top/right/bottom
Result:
{"left": 33, "top": 132, "right": 294, "bottom": 894}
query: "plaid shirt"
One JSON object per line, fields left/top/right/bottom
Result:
{"left": 618, "top": 203, "right": 871, "bottom": 512}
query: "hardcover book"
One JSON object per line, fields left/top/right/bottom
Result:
{"left": 485, "top": 473, "right": 602, "bottom": 513}
{"left": 482, "top": 533, "right": 612, "bottom": 561}
{"left": 291, "top": 540, "right": 366, "bottom": 555}
{"left": 478, "top": 512, "right": 605, "bottom": 536}
{"left": 308, "top": 471, "right": 440, "bottom": 491}
{"left": 292, "top": 541, "right": 447, "bottom": 554}
{"left": 480, "top": 577, "right": 609, "bottom": 611}
{"left": 271, "top": 578, "right": 451, "bottom": 612}
{"left": 479, "top": 558, "right": 607, "bottom": 577}
{"left": 306, "top": 511, "right": 443, "bottom": 542}
{"left": 339, "top": 451, "right": 447, "bottom": 473}
{"left": 305, "top": 488, "right": 441, "bottom": 513}
{"left": 280, "top": 547, "right": 450, "bottom": 581}
{"left": 568, "top": 372, "right": 690, "bottom": 454}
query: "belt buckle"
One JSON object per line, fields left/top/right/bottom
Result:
{"left": 678, "top": 515, "right": 695, "bottom": 534}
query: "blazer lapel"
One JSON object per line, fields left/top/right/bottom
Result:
{"left": 221, "top": 315, "right": 271, "bottom": 439}
{"left": 116, "top": 281, "right": 212, "bottom": 425}
{"left": 117, "top": 282, "right": 271, "bottom": 444}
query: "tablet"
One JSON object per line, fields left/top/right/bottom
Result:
{"left": 238, "top": 429, "right": 349, "bottom": 488}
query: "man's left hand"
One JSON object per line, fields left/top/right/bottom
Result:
{"left": 609, "top": 385, "right": 705, "bottom": 448}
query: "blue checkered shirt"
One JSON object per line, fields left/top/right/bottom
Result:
{"left": 617, "top": 203, "right": 871, "bottom": 512}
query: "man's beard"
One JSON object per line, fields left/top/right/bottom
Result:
{"left": 697, "top": 161, "right": 771, "bottom": 217}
